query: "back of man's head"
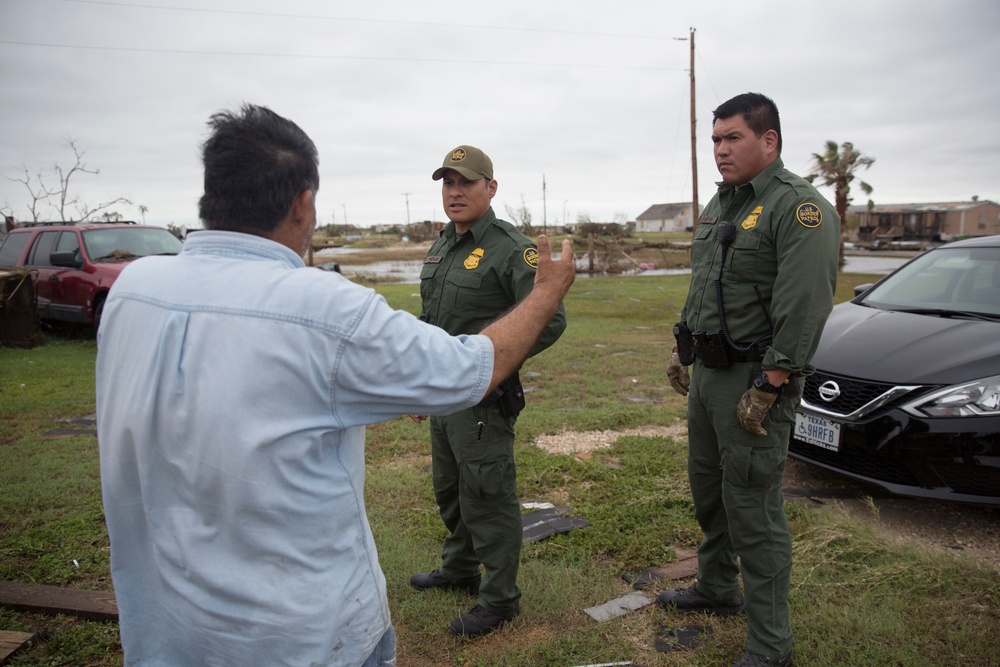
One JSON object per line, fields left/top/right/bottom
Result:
{"left": 712, "top": 92, "right": 782, "bottom": 155}
{"left": 198, "top": 104, "right": 319, "bottom": 235}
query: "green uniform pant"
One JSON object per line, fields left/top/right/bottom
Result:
{"left": 430, "top": 403, "right": 522, "bottom": 617}
{"left": 687, "top": 360, "right": 796, "bottom": 658}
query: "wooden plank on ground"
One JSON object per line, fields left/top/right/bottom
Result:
{"left": 0, "top": 581, "right": 117, "bottom": 621}
{"left": 0, "top": 631, "right": 36, "bottom": 664}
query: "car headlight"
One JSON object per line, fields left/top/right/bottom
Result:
{"left": 902, "top": 375, "right": 1000, "bottom": 418}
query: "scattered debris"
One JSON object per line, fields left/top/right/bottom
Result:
{"left": 522, "top": 506, "right": 590, "bottom": 543}
{"left": 584, "top": 591, "right": 653, "bottom": 622}
{"left": 521, "top": 501, "right": 555, "bottom": 510}
{"left": 42, "top": 415, "right": 97, "bottom": 439}
{"left": 0, "top": 581, "right": 117, "bottom": 621}
{"left": 0, "top": 631, "right": 36, "bottom": 664}
{"left": 655, "top": 624, "right": 712, "bottom": 652}
{"left": 621, "top": 548, "right": 698, "bottom": 590}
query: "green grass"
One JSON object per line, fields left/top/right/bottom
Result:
{"left": 2, "top": 273, "right": 998, "bottom": 666}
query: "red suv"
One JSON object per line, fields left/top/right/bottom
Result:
{"left": 0, "top": 221, "right": 183, "bottom": 329}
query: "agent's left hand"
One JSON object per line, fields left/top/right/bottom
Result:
{"left": 736, "top": 387, "right": 778, "bottom": 435}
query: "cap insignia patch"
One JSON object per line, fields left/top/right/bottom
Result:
{"left": 450, "top": 149, "right": 467, "bottom": 163}
{"left": 796, "top": 203, "right": 823, "bottom": 228}
{"left": 523, "top": 247, "right": 539, "bottom": 269}
{"left": 464, "top": 247, "right": 484, "bottom": 270}
{"left": 742, "top": 205, "right": 763, "bottom": 230}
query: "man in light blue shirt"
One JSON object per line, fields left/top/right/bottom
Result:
{"left": 96, "top": 104, "right": 575, "bottom": 667}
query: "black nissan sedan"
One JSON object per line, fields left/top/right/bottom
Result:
{"left": 789, "top": 234, "right": 1000, "bottom": 505}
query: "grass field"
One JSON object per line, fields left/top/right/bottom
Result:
{"left": 1, "top": 272, "right": 998, "bottom": 666}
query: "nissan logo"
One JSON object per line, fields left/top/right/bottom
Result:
{"left": 818, "top": 380, "right": 841, "bottom": 402}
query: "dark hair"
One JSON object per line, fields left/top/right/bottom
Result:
{"left": 198, "top": 104, "right": 319, "bottom": 234}
{"left": 712, "top": 92, "right": 782, "bottom": 154}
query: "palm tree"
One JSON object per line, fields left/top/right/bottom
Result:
{"left": 139, "top": 204, "right": 148, "bottom": 224}
{"left": 805, "top": 141, "right": 875, "bottom": 267}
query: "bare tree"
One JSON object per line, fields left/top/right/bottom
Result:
{"left": 5, "top": 164, "right": 59, "bottom": 222}
{"left": 504, "top": 196, "right": 533, "bottom": 235}
{"left": 3, "top": 139, "right": 132, "bottom": 222}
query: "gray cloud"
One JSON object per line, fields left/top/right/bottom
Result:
{"left": 2, "top": 0, "right": 998, "bottom": 229}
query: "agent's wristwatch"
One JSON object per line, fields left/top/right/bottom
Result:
{"left": 753, "top": 371, "right": 784, "bottom": 394}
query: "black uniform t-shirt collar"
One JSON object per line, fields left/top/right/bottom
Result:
{"left": 441, "top": 207, "right": 498, "bottom": 245}
{"left": 714, "top": 157, "right": 785, "bottom": 198}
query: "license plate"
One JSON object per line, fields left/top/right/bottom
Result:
{"left": 794, "top": 411, "right": 842, "bottom": 452}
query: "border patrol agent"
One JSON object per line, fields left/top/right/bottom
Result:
{"left": 660, "top": 93, "right": 839, "bottom": 667}
{"left": 410, "top": 145, "right": 567, "bottom": 637}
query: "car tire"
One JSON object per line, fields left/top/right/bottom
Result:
{"left": 93, "top": 297, "right": 105, "bottom": 337}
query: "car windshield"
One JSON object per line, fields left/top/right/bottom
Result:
{"left": 83, "top": 227, "right": 183, "bottom": 261}
{"left": 861, "top": 246, "right": 1000, "bottom": 317}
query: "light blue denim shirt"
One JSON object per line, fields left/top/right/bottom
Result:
{"left": 96, "top": 231, "right": 493, "bottom": 666}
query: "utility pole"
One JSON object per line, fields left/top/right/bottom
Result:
{"left": 342, "top": 204, "right": 348, "bottom": 230}
{"left": 403, "top": 192, "right": 411, "bottom": 226}
{"left": 689, "top": 27, "right": 699, "bottom": 236}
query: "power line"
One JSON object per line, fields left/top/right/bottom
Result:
{"left": 60, "top": 0, "right": 671, "bottom": 41}
{"left": 0, "top": 39, "right": 685, "bottom": 71}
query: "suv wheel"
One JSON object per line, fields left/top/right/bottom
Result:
{"left": 93, "top": 297, "right": 105, "bottom": 336}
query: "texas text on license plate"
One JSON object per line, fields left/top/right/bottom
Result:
{"left": 794, "top": 411, "right": 842, "bottom": 452}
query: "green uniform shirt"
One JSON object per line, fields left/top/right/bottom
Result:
{"left": 419, "top": 207, "right": 566, "bottom": 357}
{"left": 681, "top": 157, "right": 840, "bottom": 375}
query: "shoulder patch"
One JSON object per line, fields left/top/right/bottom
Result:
{"left": 795, "top": 203, "right": 823, "bottom": 228}
{"left": 523, "top": 247, "right": 539, "bottom": 269}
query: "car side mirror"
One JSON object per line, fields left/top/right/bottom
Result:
{"left": 853, "top": 283, "right": 873, "bottom": 297}
{"left": 50, "top": 251, "right": 82, "bottom": 268}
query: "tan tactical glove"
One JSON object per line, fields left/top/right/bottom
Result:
{"left": 737, "top": 386, "right": 778, "bottom": 435}
{"left": 667, "top": 348, "right": 690, "bottom": 396}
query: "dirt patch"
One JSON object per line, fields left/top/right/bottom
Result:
{"left": 529, "top": 425, "right": 1000, "bottom": 571}
{"left": 532, "top": 424, "right": 688, "bottom": 456}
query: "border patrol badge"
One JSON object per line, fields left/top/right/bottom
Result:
{"left": 742, "top": 205, "right": 763, "bottom": 230}
{"left": 523, "top": 247, "right": 539, "bottom": 269}
{"left": 450, "top": 148, "right": 467, "bottom": 163}
{"left": 464, "top": 247, "right": 484, "bottom": 270}
{"left": 796, "top": 203, "right": 823, "bottom": 228}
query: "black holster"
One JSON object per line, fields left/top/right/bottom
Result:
{"left": 673, "top": 321, "right": 695, "bottom": 366}
{"left": 479, "top": 372, "right": 525, "bottom": 418}
{"left": 692, "top": 329, "right": 731, "bottom": 369}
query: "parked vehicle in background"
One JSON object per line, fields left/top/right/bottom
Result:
{"left": 790, "top": 235, "right": 1000, "bottom": 505}
{"left": 0, "top": 221, "right": 183, "bottom": 329}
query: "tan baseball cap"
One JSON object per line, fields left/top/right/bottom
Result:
{"left": 432, "top": 145, "right": 494, "bottom": 181}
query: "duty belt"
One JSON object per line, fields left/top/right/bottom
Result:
{"left": 724, "top": 342, "right": 771, "bottom": 363}
{"left": 691, "top": 330, "right": 771, "bottom": 368}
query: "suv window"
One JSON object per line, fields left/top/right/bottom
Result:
{"left": 84, "top": 227, "right": 181, "bottom": 260}
{"left": 27, "top": 231, "right": 62, "bottom": 267}
{"left": 56, "top": 230, "right": 81, "bottom": 255}
{"left": 0, "top": 232, "right": 30, "bottom": 265}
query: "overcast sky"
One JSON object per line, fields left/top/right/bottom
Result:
{"left": 2, "top": 0, "right": 998, "bottom": 230}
